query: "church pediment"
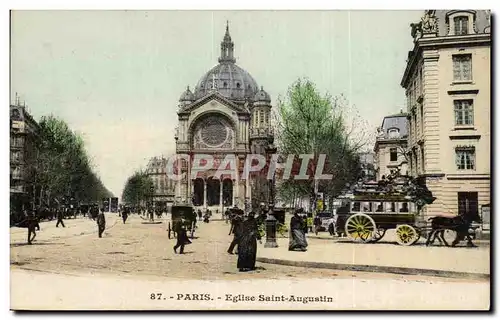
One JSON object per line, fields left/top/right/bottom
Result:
{"left": 178, "top": 91, "right": 249, "bottom": 116}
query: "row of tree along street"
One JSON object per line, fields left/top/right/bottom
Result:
{"left": 121, "top": 170, "right": 155, "bottom": 210}
{"left": 12, "top": 115, "right": 112, "bottom": 222}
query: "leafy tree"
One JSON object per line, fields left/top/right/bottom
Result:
{"left": 274, "top": 79, "right": 368, "bottom": 211}
{"left": 122, "top": 170, "right": 154, "bottom": 208}
{"left": 33, "top": 115, "right": 112, "bottom": 207}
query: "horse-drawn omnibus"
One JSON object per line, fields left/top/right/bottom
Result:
{"left": 335, "top": 192, "right": 422, "bottom": 245}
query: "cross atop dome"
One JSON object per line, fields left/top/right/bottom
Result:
{"left": 219, "top": 21, "right": 236, "bottom": 63}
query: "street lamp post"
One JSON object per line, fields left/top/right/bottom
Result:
{"left": 264, "top": 136, "right": 278, "bottom": 248}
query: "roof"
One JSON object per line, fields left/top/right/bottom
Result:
{"left": 378, "top": 114, "right": 409, "bottom": 139}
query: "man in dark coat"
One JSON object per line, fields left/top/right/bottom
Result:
{"left": 173, "top": 219, "right": 192, "bottom": 254}
{"left": 97, "top": 208, "right": 106, "bottom": 238}
{"left": 26, "top": 209, "right": 40, "bottom": 245}
{"left": 56, "top": 207, "right": 66, "bottom": 228}
{"left": 227, "top": 211, "right": 243, "bottom": 254}
{"left": 197, "top": 209, "right": 202, "bottom": 221}
{"left": 122, "top": 206, "right": 129, "bottom": 224}
{"left": 313, "top": 215, "right": 322, "bottom": 235}
{"left": 289, "top": 209, "right": 308, "bottom": 251}
{"left": 237, "top": 212, "right": 260, "bottom": 272}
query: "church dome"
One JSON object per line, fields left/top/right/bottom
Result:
{"left": 254, "top": 86, "right": 271, "bottom": 103}
{"left": 193, "top": 22, "right": 259, "bottom": 101}
{"left": 194, "top": 63, "right": 259, "bottom": 101}
{"left": 179, "top": 86, "right": 195, "bottom": 102}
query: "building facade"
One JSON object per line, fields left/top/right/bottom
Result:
{"left": 401, "top": 10, "right": 491, "bottom": 218}
{"left": 374, "top": 113, "right": 409, "bottom": 181}
{"left": 174, "top": 23, "right": 273, "bottom": 213}
{"left": 10, "top": 102, "right": 40, "bottom": 213}
{"left": 145, "top": 156, "right": 176, "bottom": 210}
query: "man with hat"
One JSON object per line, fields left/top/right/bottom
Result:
{"left": 227, "top": 208, "right": 244, "bottom": 254}
{"left": 97, "top": 207, "right": 106, "bottom": 238}
{"left": 173, "top": 218, "right": 192, "bottom": 254}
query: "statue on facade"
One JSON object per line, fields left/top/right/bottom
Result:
{"left": 484, "top": 10, "right": 491, "bottom": 33}
{"left": 376, "top": 127, "right": 385, "bottom": 138}
{"left": 421, "top": 10, "right": 437, "bottom": 34}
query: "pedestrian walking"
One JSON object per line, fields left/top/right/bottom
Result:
{"left": 237, "top": 212, "right": 260, "bottom": 272}
{"left": 227, "top": 210, "right": 243, "bottom": 254}
{"left": 173, "top": 219, "right": 191, "bottom": 254}
{"left": 25, "top": 209, "right": 40, "bottom": 245}
{"left": 56, "top": 208, "right": 66, "bottom": 228}
{"left": 97, "top": 208, "right": 106, "bottom": 238}
{"left": 313, "top": 215, "right": 322, "bottom": 235}
{"left": 122, "top": 206, "right": 129, "bottom": 224}
{"left": 288, "top": 209, "right": 308, "bottom": 251}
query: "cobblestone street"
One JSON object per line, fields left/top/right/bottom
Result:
{"left": 9, "top": 214, "right": 361, "bottom": 280}
{"left": 9, "top": 213, "right": 487, "bottom": 282}
{"left": 10, "top": 213, "right": 490, "bottom": 310}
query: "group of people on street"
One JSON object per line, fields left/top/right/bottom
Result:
{"left": 225, "top": 206, "right": 309, "bottom": 271}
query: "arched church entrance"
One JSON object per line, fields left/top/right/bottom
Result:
{"left": 206, "top": 177, "right": 220, "bottom": 206}
{"left": 193, "top": 178, "right": 204, "bottom": 206}
{"left": 222, "top": 179, "right": 233, "bottom": 207}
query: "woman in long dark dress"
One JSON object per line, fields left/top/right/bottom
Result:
{"left": 288, "top": 210, "right": 308, "bottom": 251}
{"left": 237, "top": 212, "right": 261, "bottom": 272}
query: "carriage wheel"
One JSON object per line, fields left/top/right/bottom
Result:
{"left": 395, "top": 224, "right": 419, "bottom": 246}
{"left": 370, "top": 228, "right": 386, "bottom": 243}
{"left": 345, "top": 213, "right": 377, "bottom": 243}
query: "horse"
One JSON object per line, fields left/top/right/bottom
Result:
{"left": 426, "top": 210, "right": 481, "bottom": 247}
{"left": 12, "top": 216, "right": 41, "bottom": 244}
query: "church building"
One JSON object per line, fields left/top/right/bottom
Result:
{"left": 174, "top": 23, "right": 274, "bottom": 213}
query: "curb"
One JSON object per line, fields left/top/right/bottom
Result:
{"left": 256, "top": 257, "right": 490, "bottom": 281}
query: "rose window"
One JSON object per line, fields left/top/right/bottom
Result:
{"left": 199, "top": 117, "right": 229, "bottom": 147}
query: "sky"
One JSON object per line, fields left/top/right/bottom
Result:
{"left": 10, "top": 10, "right": 423, "bottom": 197}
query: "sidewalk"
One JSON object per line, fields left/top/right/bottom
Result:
{"left": 10, "top": 213, "right": 120, "bottom": 244}
{"left": 257, "top": 233, "right": 490, "bottom": 280}
{"left": 306, "top": 232, "right": 490, "bottom": 246}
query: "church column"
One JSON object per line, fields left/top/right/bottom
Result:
{"left": 245, "top": 177, "right": 251, "bottom": 211}
{"left": 203, "top": 180, "right": 208, "bottom": 210}
{"left": 233, "top": 171, "right": 239, "bottom": 207}
{"left": 176, "top": 177, "right": 181, "bottom": 202}
{"left": 190, "top": 179, "right": 194, "bottom": 205}
{"left": 245, "top": 122, "right": 248, "bottom": 143}
{"left": 219, "top": 180, "right": 223, "bottom": 213}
